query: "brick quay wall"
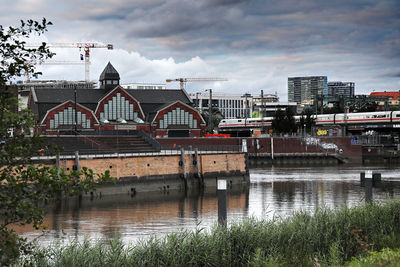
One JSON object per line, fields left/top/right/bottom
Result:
{"left": 46, "top": 152, "right": 249, "bottom": 196}
{"left": 36, "top": 136, "right": 363, "bottom": 196}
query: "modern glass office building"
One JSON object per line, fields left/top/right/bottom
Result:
{"left": 189, "top": 92, "right": 253, "bottom": 119}
{"left": 327, "top": 81, "right": 355, "bottom": 97}
{"left": 288, "top": 76, "right": 327, "bottom": 104}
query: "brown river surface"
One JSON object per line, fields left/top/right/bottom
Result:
{"left": 15, "top": 164, "right": 400, "bottom": 246}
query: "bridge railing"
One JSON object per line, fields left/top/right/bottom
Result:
{"left": 32, "top": 144, "right": 244, "bottom": 160}
{"left": 354, "top": 135, "right": 397, "bottom": 146}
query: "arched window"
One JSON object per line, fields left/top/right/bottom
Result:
{"left": 100, "top": 93, "right": 138, "bottom": 121}
{"left": 49, "top": 107, "right": 92, "bottom": 129}
{"left": 158, "top": 107, "right": 198, "bottom": 129}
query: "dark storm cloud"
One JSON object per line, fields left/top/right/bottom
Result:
{"left": 109, "top": 0, "right": 400, "bottom": 59}
{"left": 383, "top": 71, "right": 400, "bottom": 78}
{"left": 48, "top": 0, "right": 398, "bottom": 60}
{"left": 122, "top": 1, "right": 247, "bottom": 38}
{"left": 2, "top": 0, "right": 398, "bottom": 94}
{"left": 204, "top": 0, "right": 250, "bottom": 7}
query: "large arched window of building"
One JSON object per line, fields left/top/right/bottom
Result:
{"left": 158, "top": 107, "right": 198, "bottom": 129}
{"left": 51, "top": 107, "right": 91, "bottom": 129}
{"left": 100, "top": 92, "right": 138, "bottom": 121}
{"left": 95, "top": 87, "right": 144, "bottom": 122}
{"left": 153, "top": 101, "right": 205, "bottom": 129}
{"left": 152, "top": 101, "right": 206, "bottom": 137}
{"left": 41, "top": 101, "right": 98, "bottom": 130}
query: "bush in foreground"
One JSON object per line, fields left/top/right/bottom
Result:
{"left": 15, "top": 200, "right": 400, "bottom": 266}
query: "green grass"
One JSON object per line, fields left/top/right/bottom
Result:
{"left": 345, "top": 248, "right": 400, "bottom": 267}
{"left": 15, "top": 200, "right": 400, "bottom": 266}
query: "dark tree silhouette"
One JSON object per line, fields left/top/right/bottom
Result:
{"left": 0, "top": 19, "right": 110, "bottom": 265}
{"left": 271, "top": 109, "right": 297, "bottom": 134}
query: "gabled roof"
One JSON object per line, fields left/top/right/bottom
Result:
{"left": 94, "top": 86, "right": 145, "bottom": 119}
{"left": 33, "top": 88, "right": 106, "bottom": 103}
{"left": 31, "top": 87, "right": 194, "bottom": 123}
{"left": 32, "top": 88, "right": 191, "bottom": 105}
{"left": 32, "top": 88, "right": 106, "bottom": 122}
{"left": 126, "top": 89, "right": 191, "bottom": 104}
{"left": 99, "top": 62, "right": 120, "bottom": 80}
{"left": 125, "top": 89, "right": 193, "bottom": 122}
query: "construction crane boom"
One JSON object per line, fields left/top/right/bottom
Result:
{"left": 26, "top": 42, "right": 113, "bottom": 82}
{"left": 30, "top": 61, "right": 84, "bottom": 65}
{"left": 26, "top": 43, "right": 113, "bottom": 49}
{"left": 166, "top": 77, "right": 228, "bottom": 90}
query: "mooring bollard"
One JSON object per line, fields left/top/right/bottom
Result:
{"left": 217, "top": 179, "right": 227, "bottom": 227}
{"left": 364, "top": 170, "right": 373, "bottom": 203}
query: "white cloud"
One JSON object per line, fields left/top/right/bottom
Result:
{"left": 34, "top": 46, "right": 217, "bottom": 89}
{"left": 2, "top": 0, "right": 399, "bottom": 101}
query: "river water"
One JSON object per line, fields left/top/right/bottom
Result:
{"left": 16, "top": 164, "right": 400, "bottom": 246}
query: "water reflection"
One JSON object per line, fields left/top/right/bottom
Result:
{"left": 248, "top": 165, "right": 400, "bottom": 219}
{"left": 17, "top": 165, "right": 400, "bottom": 246}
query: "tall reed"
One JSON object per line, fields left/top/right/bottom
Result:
{"left": 16, "top": 200, "right": 400, "bottom": 266}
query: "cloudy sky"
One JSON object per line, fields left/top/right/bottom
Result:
{"left": 1, "top": 0, "right": 399, "bottom": 100}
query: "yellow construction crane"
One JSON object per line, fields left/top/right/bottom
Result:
{"left": 166, "top": 77, "right": 228, "bottom": 90}
{"left": 25, "top": 42, "right": 113, "bottom": 82}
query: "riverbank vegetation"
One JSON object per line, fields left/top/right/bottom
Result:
{"left": 15, "top": 200, "right": 400, "bottom": 266}
{"left": 0, "top": 19, "right": 111, "bottom": 265}
{"left": 345, "top": 248, "right": 400, "bottom": 267}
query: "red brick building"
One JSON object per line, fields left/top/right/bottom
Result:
{"left": 29, "top": 62, "right": 206, "bottom": 137}
{"left": 370, "top": 91, "right": 400, "bottom": 100}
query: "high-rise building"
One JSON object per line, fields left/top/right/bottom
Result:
{"left": 288, "top": 76, "right": 327, "bottom": 104}
{"left": 189, "top": 92, "right": 253, "bottom": 119}
{"left": 327, "top": 82, "right": 355, "bottom": 97}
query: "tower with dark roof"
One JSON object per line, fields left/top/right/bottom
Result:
{"left": 99, "top": 62, "right": 120, "bottom": 90}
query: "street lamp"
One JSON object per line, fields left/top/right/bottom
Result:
{"left": 205, "top": 89, "right": 212, "bottom": 133}
{"left": 195, "top": 92, "right": 201, "bottom": 111}
{"left": 261, "top": 90, "right": 265, "bottom": 133}
{"left": 116, "top": 118, "right": 127, "bottom": 154}
{"left": 242, "top": 93, "right": 251, "bottom": 118}
{"left": 74, "top": 85, "right": 78, "bottom": 136}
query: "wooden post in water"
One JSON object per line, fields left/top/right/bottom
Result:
{"left": 271, "top": 137, "right": 274, "bottom": 160}
{"left": 360, "top": 171, "right": 365, "bottom": 182}
{"left": 180, "top": 147, "right": 186, "bottom": 178}
{"left": 217, "top": 179, "right": 227, "bottom": 227}
{"left": 180, "top": 147, "right": 187, "bottom": 190}
{"left": 56, "top": 153, "right": 61, "bottom": 178}
{"left": 194, "top": 148, "right": 203, "bottom": 187}
{"left": 74, "top": 151, "right": 80, "bottom": 171}
{"left": 365, "top": 171, "right": 373, "bottom": 203}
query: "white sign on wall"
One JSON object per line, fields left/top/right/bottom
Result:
{"left": 242, "top": 139, "right": 247, "bottom": 152}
